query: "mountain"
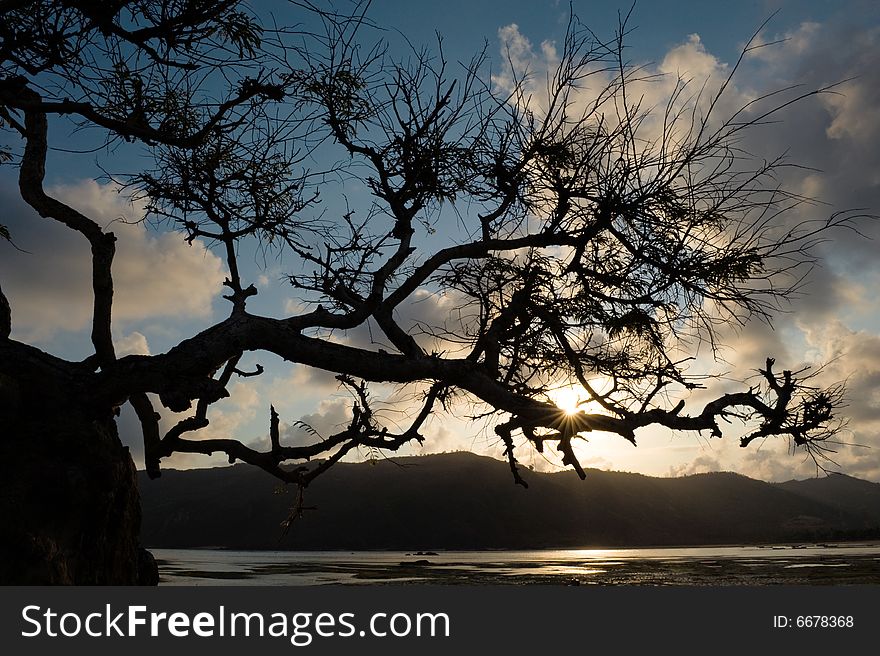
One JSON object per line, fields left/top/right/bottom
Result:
{"left": 138, "top": 452, "right": 880, "bottom": 549}
{"left": 777, "top": 473, "right": 880, "bottom": 530}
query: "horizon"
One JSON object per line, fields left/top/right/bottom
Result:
{"left": 140, "top": 449, "right": 874, "bottom": 485}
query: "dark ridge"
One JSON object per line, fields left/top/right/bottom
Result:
{"left": 139, "top": 452, "right": 880, "bottom": 550}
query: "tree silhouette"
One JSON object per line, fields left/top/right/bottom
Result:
{"left": 0, "top": 1, "right": 858, "bottom": 583}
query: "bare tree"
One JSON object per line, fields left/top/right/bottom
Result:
{"left": 0, "top": 1, "right": 859, "bottom": 583}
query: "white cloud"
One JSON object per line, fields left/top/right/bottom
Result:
{"left": 667, "top": 454, "right": 723, "bottom": 477}
{"left": 493, "top": 24, "right": 573, "bottom": 114}
{"left": 114, "top": 331, "right": 150, "bottom": 357}
{"left": 659, "top": 33, "right": 726, "bottom": 83}
{"left": 1, "top": 179, "right": 225, "bottom": 343}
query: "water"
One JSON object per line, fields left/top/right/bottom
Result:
{"left": 153, "top": 543, "right": 880, "bottom": 585}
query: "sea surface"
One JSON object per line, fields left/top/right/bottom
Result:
{"left": 153, "top": 543, "right": 880, "bottom": 585}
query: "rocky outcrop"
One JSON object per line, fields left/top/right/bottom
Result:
{"left": 0, "top": 381, "right": 156, "bottom": 584}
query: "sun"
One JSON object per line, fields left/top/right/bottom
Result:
{"left": 550, "top": 387, "right": 582, "bottom": 415}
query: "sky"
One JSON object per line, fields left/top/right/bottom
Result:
{"left": 2, "top": 0, "right": 880, "bottom": 482}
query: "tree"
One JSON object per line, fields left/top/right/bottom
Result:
{"left": 0, "top": 0, "right": 857, "bottom": 583}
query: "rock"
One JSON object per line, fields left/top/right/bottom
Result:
{"left": 0, "top": 400, "right": 151, "bottom": 584}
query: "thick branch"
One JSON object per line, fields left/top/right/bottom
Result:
{"left": 129, "top": 392, "right": 162, "bottom": 479}
{"left": 167, "top": 380, "right": 442, "bottom": 486}
{"left": 17, "top": 85, "right": 116, "bottom": 365}
{"left": 94, "top": 312, "right": 828, "bottom": 455}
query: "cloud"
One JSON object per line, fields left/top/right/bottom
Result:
{"left": 280, "top": 398, "right": 352, "bottom": 446}
{"left": 284, "top": 287, "right": 476, "bottom": 365}
{"left": 799, "top": 321, "right": 880, "bottom": 424}
{"left": 114, "top": 331, "right": 150, "bottom": 357}
{"left": 667, "top": 454, "right": 723, "bottom": 477}
{"left": 748, "top": 21, "right": 880, "bottom": 146}
{"left": 234, "top": 397, "right": 356, "bottom": 457}
{"left": 119, "top": 381, "right": 266, "bottom": 471}
{"left": 495, "top": 24, "right": 559, "bottom": 88}
{"left": 738, "top": 20, "right": 880, "bottom": 251}
{"left": 674, "top": 314, "right": 880, "bottom": 482}
{"left": 750, "top": 21, "right": 822, "bottom": 60}
{"left": 283, "top": 297, "right": 308, "bottom": 315}
{"left": 0, "top": 179, "right": 225, "bottom": 344}
{"left": 197, "top": 381, "right": 262, "bottom": 440}
{"left": 659, "top": 33, "right": 727, "bottom": 83}
{"left": 485, "top": 15, "right": 880, "bottom": 483}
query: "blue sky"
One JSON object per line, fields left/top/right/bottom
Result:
{"left": 2, "top": 0, "right": 880, "bottom": 482}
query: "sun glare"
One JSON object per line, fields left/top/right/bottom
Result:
{"left": 549, "top": 379, "right": 615, "bottom": 416}
{"left": 551, "top": 387, "right": 582, "bottom": 415}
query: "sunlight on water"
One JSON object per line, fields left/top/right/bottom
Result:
{"left": 151, "top": 543, "right": 880, "bottom": 586}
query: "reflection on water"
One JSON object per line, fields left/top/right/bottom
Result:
{"left": 152, "top": 543, "right": 880, "bottom": 586}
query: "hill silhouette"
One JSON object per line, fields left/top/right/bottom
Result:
{"left": 138, "top": 452, "right": 880, "bottom": 549}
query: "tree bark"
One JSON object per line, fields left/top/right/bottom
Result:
{"left": 0, "top": 370, "right": 157, "bottom": 585}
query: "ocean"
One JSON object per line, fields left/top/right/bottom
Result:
{"left": 152, "top": 543, "right": 880, "bottom": 585}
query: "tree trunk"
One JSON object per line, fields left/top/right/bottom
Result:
{"left": 0, "top": 371, "right": 158, "bottom": 585}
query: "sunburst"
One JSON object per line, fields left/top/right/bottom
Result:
{"left": 550, "top": 387, "right": 582, "bottom": 415}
